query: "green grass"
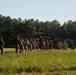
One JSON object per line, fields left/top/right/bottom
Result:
{"left": 0, "top": 48, "right": 76, "bottom": 75}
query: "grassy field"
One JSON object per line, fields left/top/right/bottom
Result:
{"left": 0, "top": 48, "right": 76, "bottom": 75}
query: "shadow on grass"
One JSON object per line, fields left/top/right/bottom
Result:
{"left": 0, "top": 66, "right": 76, "bottom": 75}
{"left": 68, "top": 66, "right": 76, "bottom": 70}
{"left": 49, "top": 66, "right": 76, "bottom": 72}
{"left": 25, "top": 67, "right": 42, "bottom": 72}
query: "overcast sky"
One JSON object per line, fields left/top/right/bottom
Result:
{"left": 0, "top": 0, "right": 76, "bottom": 24}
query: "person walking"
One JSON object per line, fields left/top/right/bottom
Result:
{"left": 0, "top": 36, "right": 5, "bottom": 55}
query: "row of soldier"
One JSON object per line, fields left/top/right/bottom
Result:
{"left": 0, "top": 35, "right": 75, "bottom": 55}
{"left": 15, "top": 35, "right": 53, "bottom": 53}
{"left": 14, "top": 35, "right": 75, "bottom": 53}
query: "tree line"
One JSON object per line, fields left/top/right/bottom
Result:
{"left": 0, "top": 14, "right": 76, "bottom": 47}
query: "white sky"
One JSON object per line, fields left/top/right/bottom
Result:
{"left": 0, "top": 0, "right": 76, "bottom": 25}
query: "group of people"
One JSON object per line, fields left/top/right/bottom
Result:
{"left": 14, "top": 35, "right": 54, "bottom": 53}
{"left": 14, "top": 35, "right": 75, "bottom": 53}
{"left": 0, "top": 35, "right": 75, "bottom": 55}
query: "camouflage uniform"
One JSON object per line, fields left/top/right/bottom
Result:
{"left": 57, "top": 41, "right": 62, "bottom": 50}
{"left": 29, "top": 39, "right": 34, "bottom": 51}
{"left": 62, "top": 40, "right": 68, "bottom": 50}
{"left": 35, "top": 39, "right": 39, "bottom": 50}
{"left": 42, "top": 39, "right": 46, "bottom": 50}
{"left": 27, "top": 39, "right": 32, "bottom": 52}
{"left": 33, "top": 39, "right": 37, "bottom": 50}
{"left": 0, "top": 36, "right": 5, "bottom": 55}
{"left": 15, "top": 35, "right": 21, "bottom": 53}
{"left": 39, "top": 36, "right": 43, "bottom": 50}
{"left": 19, "top": 37, "right": 25, "bottom": 53}
{"left": 24, "top": 39, "right": 28, "bottom": 52}
{"left": 49, "top": 40, "right": 53, "bottom": 50}
{"left": 46, "top": 40, "right": 50, "bottom": 50}
{"left": 70, "top": 41, "right": 75, "bottom": 50}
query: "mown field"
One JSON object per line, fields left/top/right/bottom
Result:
{"left": 0, "top": 48, "right": 76, "bottom": 75}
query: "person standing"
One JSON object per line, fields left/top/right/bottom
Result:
{"left": 15, "top": 35, "right": 21, "bottom": 53}
{"left": 0, "top": 36, "right": 5, "bottom": 55}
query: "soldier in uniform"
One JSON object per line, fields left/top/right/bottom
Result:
{"left": 70, "top": 41, "right": 75, "bottom": 50}
{"left": 62, "top": 40, "right": 68, "bottom": 50}
{"left": 35, "top": 39, "right": 39, "bottom": 50}
{"left": 39, "top": 36, "right": 43, "bottom": 50}
{"left": 57, "top": 41, "right": 62, "bottom": 50}
{"left": 49, "top": 40, "right": 53, "bottom": 50}
{"left": 46, "top": 39, "right": 50, "bottom": 50}
{"left": 24, "top": 39, "right": 28, "bottom": 52}
{"left": 33, "top": 39, "right": 37, "bottom": 50}
{"left": 27, "top": 39, "right": 32, "bottom": 52}
{"left": 42, "top": 39, "right": 46, "bottom": 50}
{"left": 29, "top": 38, "right": 34, "bottom": 51}
{"left": 15, "top": 35, "right": 21, "bottom": 53}
{"left": 20, "top": 37, "right": 25, "bottom": 53}
{"left": 0, "top": 36, "right": 5, "bottom": 55}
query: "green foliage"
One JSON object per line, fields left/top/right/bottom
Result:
{"left": 0, "top": 14, "right": 76, "bottom": 47}
{"left": 0, "top": 48, "right": 76, "bottom": 75}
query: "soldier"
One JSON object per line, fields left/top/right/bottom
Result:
{"left": 33, "top": 39, "right": 37, "bottom": 50}
{"left": 70, "top": 41, "right": 75, "bottom": 50}
{"left": 49, "top": 40, "right": 53, "bottom": 50}
{"left": 62, "top": 40, "right": 68, "bottom": 50}
{"left": 26, "top": 39, "right": 32, "bottom": 52}
{"left": 15, "top": 35, "right": 21, "bottom": 53}
{"left": 29, "top": 38, "right": 34, "bottom": 51}
{"left": 24, "top": 39, "right": 28, "bottom": 52}
{"left": 39, "top": 36, "right": 43, "bottom": 50}
{"left": 35, "top": 39, "right": 39, "bottom": 50}
{"left": 20, "top": 37, "right": 25, "bottom": 53}
{"left": 46, "top": 39, "right": 50, "bottom": 50}
{"left": 42, "top": 39, "right": 46, "bottom": 50}
{"left": 57, "top": 41, "right": 62, "bottom": 50}
{"left": 0, "top": 36, "right": 5, "bottom": 55}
